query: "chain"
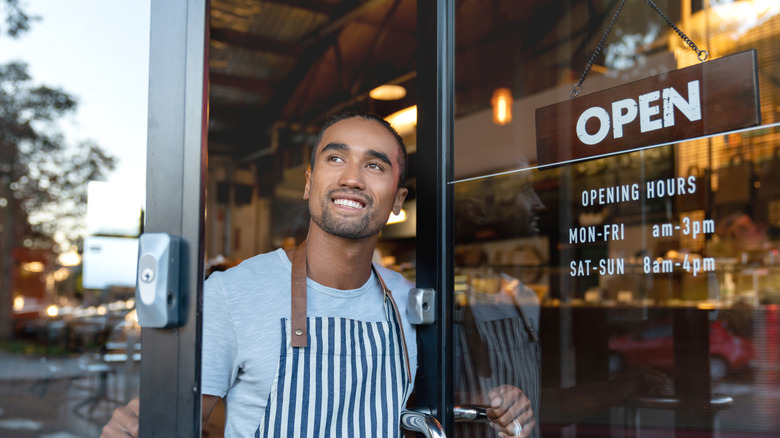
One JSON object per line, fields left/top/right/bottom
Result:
{"left": 571, "top": 0, "right": 708, "bottom": 100}
{"left": 644, "top": 0, "right": 708, "bottom": 62}
{"left": 571, "top": 0, "right": 626, "bottom": 99}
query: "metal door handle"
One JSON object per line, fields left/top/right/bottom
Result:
{"left": 630, "top": 394, "right": 733, "bottom": 410}
{"left": 454, "top": 405, "right": 490, "bottom": 423}
{"left": 400, "top": 409, "right": 446, "bottom": 438}
{"left": 399, "top": 405, "right": 492, "bottom": 436}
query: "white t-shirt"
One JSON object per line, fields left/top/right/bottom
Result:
{"left": 202, "top": 248, "right": 418, "bottom": 437}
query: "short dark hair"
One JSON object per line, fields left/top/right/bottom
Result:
{"left": 310, "top": 111, "right": 408, "bottom": 189}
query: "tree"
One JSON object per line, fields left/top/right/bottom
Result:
{"left": 0, "top": 64, "right": 116, "bottom": 238}
{"left": 1, "top": 0, "right": 37, "bottom": 37}
{"left": 0, "top": 2, "right": 116, "bottom": 340}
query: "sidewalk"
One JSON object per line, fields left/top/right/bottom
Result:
{"left": 0, "top": 351, "right": 138, "bottom": 438}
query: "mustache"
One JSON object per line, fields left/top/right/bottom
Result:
{"left": 326, "top": 188, "right": 373, "bottom": 207}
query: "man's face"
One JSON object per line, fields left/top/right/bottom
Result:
{"left": 304, "top": 117, "right": 408, "bottom": 240}
{"left": 516, "top": 176, "right": 544, "bottom": 236}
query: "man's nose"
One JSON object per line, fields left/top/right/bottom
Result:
{"left": 530, "top": 189, "right": 545, "bottom": 210}
{"left": 338, "top": 163, "right": 365, "bottom": 189}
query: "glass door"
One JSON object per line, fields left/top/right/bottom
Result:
{"left": 447, "top": 1, "right": 780, "bottom": 437}
{"left": 0, "top": 2, "right": 149, "bottom": 437}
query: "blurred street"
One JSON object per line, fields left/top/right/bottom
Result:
{"left": 0, "top": 351, "right": 139, "bottom": 438}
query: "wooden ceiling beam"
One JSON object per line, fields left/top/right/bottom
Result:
{"left": 349, "top": 0, "right": 402, "bottom": 95}
{"left": 299, "top": 0, "right": 389, "bottom": 46}
{"left": 211, "top": 26, "right": 303, "bottom": 57}
{"left": 211, "top": 72, "right": 277, "bottom": 95}
{"left": 302, "top": 67, "right": 415, "bottom": 124}
{"left": 259, "top": 0, "right": 392, "bottom": 131}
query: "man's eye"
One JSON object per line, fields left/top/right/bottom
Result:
{"left": 367, "top": 162, "right": 383, "bottom": 170}
{"left": 328, "top": 156, "right": 344, "bottom": 163}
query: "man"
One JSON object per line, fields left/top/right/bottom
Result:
{"left": 102, "top": 112, "right": 532, "bottom": 437}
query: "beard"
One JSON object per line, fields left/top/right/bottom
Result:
{"left": 310, "top": 190, "right": 382, "bottom": 240}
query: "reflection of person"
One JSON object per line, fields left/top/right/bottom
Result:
{"left": 455, "top": 171, "right": 544, "bottom": 242}
{"left": 454, "top": 172, "right": 645, "bottom": 436}
{"left": 455, "top": 270, "right": 540, "bottom": 438}
{"left": 454, "top": 172, "right": 544, "bottom": 438}
{"left": 101, "top": 112, "right": 530, "bottom": 437}
{"left": 713, "top": 212, "right": 767, "bottom": 254}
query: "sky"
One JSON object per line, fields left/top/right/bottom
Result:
{"left": 0, "top": 0, "right": 151, "bottom": 243}
{"left": 0, "top": 0, "right": 151, "bottom": 194}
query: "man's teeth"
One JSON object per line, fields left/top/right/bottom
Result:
{"left": 333, "top": 198, "right": 364, "bottom": 209}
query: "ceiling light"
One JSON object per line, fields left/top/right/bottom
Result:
{"left": 491, "top": 88, "right": 513, "bottom": 125}
{"left": 370, "top": 84, "right": 407, "bottom": 101}
{"left": 385, "top": 105, "right": 417, "bottom": 136}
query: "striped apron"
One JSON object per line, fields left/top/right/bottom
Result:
{"left": 454, "top": 287, "right": 541, "bottom": 438}
{"left": 255, "top": 242, "right": 413, "bottom": 437}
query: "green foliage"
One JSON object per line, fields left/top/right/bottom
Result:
{"left": 0, "top": 61, "right": 116, "bottom": 248}
{"left": 1, "top": 0, "right": 38, "bottom": 37}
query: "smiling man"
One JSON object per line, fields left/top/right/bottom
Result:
{"left": 102, "top": 111, "right": 530, "bottom": 438}
{"left": 102, "top": 111, "right": 414, "bottom": 438}
{"left": 200, "top": 112, "right": 418, "bottom": 437}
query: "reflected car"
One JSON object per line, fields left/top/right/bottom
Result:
{"left": 609, "top": 320, "right": 754, "bottom": 381}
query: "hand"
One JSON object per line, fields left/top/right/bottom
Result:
{"left": 100, "top": 398, "right": 139, "bottom": 437}
{"left": 487, "top": 385, "right": 535, "bottom": 438}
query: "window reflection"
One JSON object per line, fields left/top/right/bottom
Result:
{"left": 454, "top": 0, "right": 780, "bottom": 435}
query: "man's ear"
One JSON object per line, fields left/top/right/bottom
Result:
{"left": 303, "top": 167, "right": 312, "bottom": 200}
{"left": 392, "top": 187, "right": 408, "bottom": 215}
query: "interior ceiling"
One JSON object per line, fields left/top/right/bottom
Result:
{"left": 207, "top": 0, "right": 608, "bottom": 163}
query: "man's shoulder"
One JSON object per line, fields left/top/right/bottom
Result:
{"left": 373, "top": 264, "right": 414, "bottom": 310}
{"left": 206, "top": 249, "right": 290, "bottom": 290}
{"left": 373, "top": 264, "right": 412, "bottom": 288}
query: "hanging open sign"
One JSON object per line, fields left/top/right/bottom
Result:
{"left": 535, "top": 50, "right": 761, "bottom": 166}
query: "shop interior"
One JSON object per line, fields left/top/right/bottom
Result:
{"left": 201, "top": 0, "right": 780, "bottom": 435}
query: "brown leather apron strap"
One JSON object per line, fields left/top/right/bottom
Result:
{"left": 290, "top": 242, "right": 412, "bottom": 378}
{"left": 375, "top": 267, "right": 413, "bottom": 381}
{"left": 291, "top": 241, "right": 308, "bottom": 347}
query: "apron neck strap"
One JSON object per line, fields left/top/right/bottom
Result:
{"left": 373, "top": 264, "right": 390, "bottom": 295}
{"left": 291, "top": 241, "right": 308, "bottom": 347}
{"left": 291, "top": 240, "right": 387, "bottom": 348}
{"left": 290, "top": 241, "right": 412, "bottom": 382}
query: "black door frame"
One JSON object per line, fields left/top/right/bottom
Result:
{"left": 139, "top": 0, "right": 208, "bottom": 436}
{"left": 140, "top": 0, "right": 455, "bottom": 435}
{"left": 416, "top": 0, "right": 455, "bottom": 432}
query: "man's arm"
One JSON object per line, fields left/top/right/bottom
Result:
{"left": 100, "top": 395, "right": 222, "bottom": 438}
{"left": 202, "top": 394, "right": 221, "bottom": 423}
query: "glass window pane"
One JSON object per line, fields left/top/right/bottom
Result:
{"left": 454, "top": 1, "right": 780, "bottom": 436}
{"left": 0, "top": 2, "right": 149, "bottom": 435}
